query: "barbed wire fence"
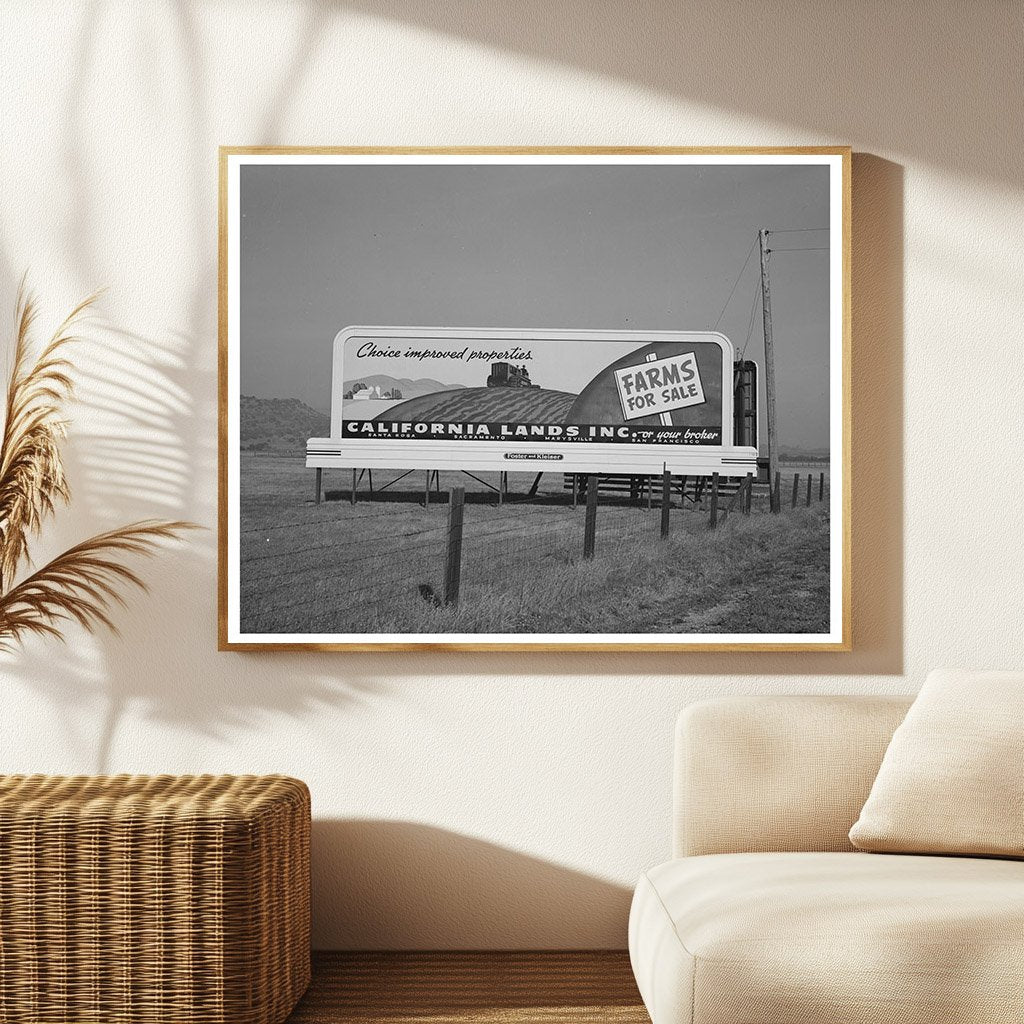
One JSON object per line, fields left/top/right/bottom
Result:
{"left": 239, "top": 468, "right": 828, "bottom": 632}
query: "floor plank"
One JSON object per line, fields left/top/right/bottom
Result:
{"left": 287, "top": 951, "right": 648, "bottom": 1023}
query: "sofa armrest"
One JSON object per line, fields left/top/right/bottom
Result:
{"left": 674, "top": 695, "right": 912, "bottom": 857}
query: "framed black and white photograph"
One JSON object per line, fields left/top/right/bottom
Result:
{"left": 219, "top": 148, "right": 850, "bottom": 651}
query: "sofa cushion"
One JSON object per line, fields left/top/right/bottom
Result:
{"left": 629, "top": 852, "right": 1024, "bottom": 1024}
{"left": 849, "top": 668, "right": 1024, "bottom": 857}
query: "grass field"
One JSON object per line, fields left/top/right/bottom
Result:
{"left": 239, "top": 454, "right": 831, "bottom": 636}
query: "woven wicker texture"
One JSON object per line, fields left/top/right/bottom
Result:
{"left": 0, "top": 774, "right": 310, "bottom": 1024}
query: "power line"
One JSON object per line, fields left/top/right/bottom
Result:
{"left": 769, "top": 227, "right": 829, "bottom": 233}
{"left": 767, "top": 246, "right": 830, "bottom": 252}
{"left": 711, "top": 234, "right": 758, "bottom": 329}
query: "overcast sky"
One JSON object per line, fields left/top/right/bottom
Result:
{"left": 240, "top": 161, "right": 831, "bottom": 450}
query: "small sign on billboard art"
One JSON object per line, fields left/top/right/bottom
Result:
{"left": 614, "top": 351, "right": 705, "bottom": 421}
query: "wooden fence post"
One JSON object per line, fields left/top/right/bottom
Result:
{"left": 443, "top": 486, "right": 465, "bottom": 606}
{"left": 743, "top": 472, "right": 753, "bottom": 515}
{"left": 709, "top": 472, "right": 720, "bottom": 529}
{"left": 660, "top": 470, "right": 671, "bottom": 539}
{"left": 819, "top": 471, "right": 825, "bottom": 501}
{"left": 806, "top": 474, "right": 813, "bottom": 507}
{"left": 772, "top": 471, "right": 781, "bottom": 514}
{"left": 791, "top": 473, "right": 800, "bottom": 509}
{"left": 314, "top": 467, "right": 322, "bottom": 505}
{"left": 583, "top": 474, "right": 598, "bottom": 559}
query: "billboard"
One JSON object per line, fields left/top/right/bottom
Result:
{"left": 306, "top": 327, "right": 758, "bottom": 476}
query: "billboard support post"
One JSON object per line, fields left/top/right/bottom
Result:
{"left": 709, "top": 472, "right": 720, "bottom": 529}
{"left": 314, "top": 468, "right": 322, "bottom": 505}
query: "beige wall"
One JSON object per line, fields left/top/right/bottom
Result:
{"left": 1, "top": 1, "right": 1021, "bottom": 948}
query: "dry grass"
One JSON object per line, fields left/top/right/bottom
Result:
{"left": 349, "top": 505, "right": 830, "bottom": 636}
{"left": 240, "top": 455, "right": 830, "bottom": 636}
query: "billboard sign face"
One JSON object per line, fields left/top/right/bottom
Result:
{"left": 307, "top": 326, "right": 757, "bottom": 476}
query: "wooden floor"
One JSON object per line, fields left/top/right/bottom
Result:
{"left": 286, "top": 951, "right": 648, "bottom": 1024}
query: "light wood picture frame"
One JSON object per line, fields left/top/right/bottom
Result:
{"left": 219, "top": 147, "right": 851, "bottom": 651}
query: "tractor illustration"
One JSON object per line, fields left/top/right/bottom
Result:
{"left": 486, "top": 362, "right": 539, "bottom": 388}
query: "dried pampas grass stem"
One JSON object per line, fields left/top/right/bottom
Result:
{"left": 0, "top": 280, "right": 196, "bottom": 650}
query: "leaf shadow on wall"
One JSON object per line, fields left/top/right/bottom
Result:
{"left": 0, "top": 316, "right": 385, "bottom": 774}
{"left": 0, "top": 0, "right": 375, "bottom": 773}
{"left": 0, "top": 5, "right": 908, "bottom": 776}
{"left": 311, "top": 819, "right": 633, "bottom": 950}
{"left": 338, "top": 0, "right": 1019, "bottom": 188}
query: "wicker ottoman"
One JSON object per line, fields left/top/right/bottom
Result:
{"left": 0, "top": 774, "right": 310, "bottom": 1024}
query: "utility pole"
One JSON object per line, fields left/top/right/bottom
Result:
{"left": 759, "top": 229, "right": 780, "bottom": 512}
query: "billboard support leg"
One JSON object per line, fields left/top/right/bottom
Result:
{"left": 528, "top": 473, "right": 543, "bottom": 498}
{"left": 660, "top": 470, "right": 672, "bottom": 539}
{"left": 424, "top": 471, "right": 430, "bottom": 509}
{"left": 351, "top": 469, "right": 357, "bottom": 507}
{"left": 314, "top": 468, "right": 322, "bottom": 505}
{"left": 709, "top": 472, "right": 720, "bottom": 529}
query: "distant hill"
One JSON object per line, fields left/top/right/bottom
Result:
{"left": 779, "top": 445, "right": 830, "bottom": 462}
{"left": 346, "top": 375, "right": 465, "bottom": 400}
{"left": 240, "top": 396, "right": 329, "bottom": 452}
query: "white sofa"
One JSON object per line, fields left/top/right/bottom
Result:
{"left": 628, "top": 695, "right": 1024, "bottom": 1024}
